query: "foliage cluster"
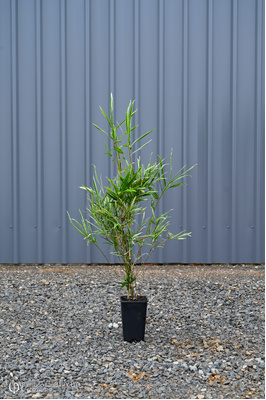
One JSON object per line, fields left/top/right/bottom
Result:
{"left": 68, "top": 95, "right": 194, "bottom": 299}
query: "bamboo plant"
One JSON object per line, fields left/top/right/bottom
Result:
{"left": 68, "top": 94, "right": 195, "bottom": 299}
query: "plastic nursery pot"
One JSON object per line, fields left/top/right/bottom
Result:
{"left": 120, "top": 296, "right": 148, "bottom": 342}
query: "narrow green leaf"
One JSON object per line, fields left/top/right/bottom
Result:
{"left": 170, "top": 149, "right": 174, "bottom": 179}
{"left": 92, "top": 123, "right": 111, "bottom": 138}
{"left": 130, "top": 125, "right": 138, "bottom": 132}
{"left": 111, "top": 126, "right": 117, "bottom": 140}
{"left": 131, "top": 130, "right": 154, "bottom": 146}
{"left": 107, "top": 189, "right": 118, "bottom": 200}
{"left": 110, "top": 93, "right": 114, "bottom": 127}
{"left": 92, "top": 177, "right": 99, "bottom": 195}
{"left": 131, "top": 139, "right": 152, "bottom": 155}
{"left": 100, "top": 107, "right": 111, "bottom": 127}
{"left": 169, "top": 183, "right": 185, "bottom": 189}
{"left": 114, "top": 146, "right": 124, "bottom": 154}
{"left": 116, "top": 118, "right": 126, "bottom": 130}
{"left": 159, "top": 156, "right": 166, "bottom": 186}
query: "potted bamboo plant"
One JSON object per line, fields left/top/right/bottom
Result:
{"left": 68, "top": 94, "right": 194, "bottom": 342}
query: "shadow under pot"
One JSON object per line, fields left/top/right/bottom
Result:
{"left": 120, "top": 295, "right": 148, "bottom": 342}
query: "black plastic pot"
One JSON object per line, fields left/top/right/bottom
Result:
{"left": 120, "top": 296, "right": 148, "bottom": 342}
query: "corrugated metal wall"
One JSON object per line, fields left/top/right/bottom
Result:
{"left": 0, "top": 0, "right": 264, "bottom": 264}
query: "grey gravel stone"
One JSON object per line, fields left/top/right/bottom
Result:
{"left": 0, "top": 263, "right": 264, "bottom": 399}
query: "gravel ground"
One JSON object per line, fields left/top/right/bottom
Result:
{"left": 0, "top": 263, "right": 264, "bottom": 399}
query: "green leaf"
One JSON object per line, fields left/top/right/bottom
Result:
{"left": 169, "top": 183, "right": 185, "bottom": 189}
{"left": 159, "top": 156, "right": 166, "bottom": 186}
{"left": 116, "top": 118, "right": 126, "bottom": 130}
{"left": 131, "top": 130, "right": 154, "bottom": 146}
{"left": 92, "top": 177, "right": 99, "bottom": 195}
{"left": 104, "top": 142, "right": 113, "bottom": 158}
{"left": 92, "top": 123, "right": 111, "bottom": 138}
{"left": 107, "top": 189, "right": 118, "bottom": 200}
{"left": 110, "top": 93, "right": 114, "bottom": 127}
{"left": 111, "top": 127, "right": 117, "bottom": 141}
{"left": 100, "top": 107, "right": 111, "bottom": 127}
{"left": 80, "top": 185, "right": 94, "bottom": 194}
{"left": 131, "top": 139, "right": 152, "bottom": 155}
{"left": 114, "top": 146, "right": 124, "bottom": 154}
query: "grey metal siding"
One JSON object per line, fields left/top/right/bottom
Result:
{"left": 0, "top": 0, "right": 264, "bottom": 264}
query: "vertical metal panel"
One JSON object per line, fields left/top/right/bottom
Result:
{"left": 66, "top": 0, "right": 87, "bottom": 263}
{"left": 59, "top": 0, "right": 67, "bottom": 263}
{"left": 236, "top": 0, "right": 256, "bottom": 262}
{"left": 0, "top": 0, "right": 264, "bottom": 263}
{"left": 84, "top": 0, "right": 92, "bottom": 263}
{"left": 255, "top": 0, "right": 265, "bottom": 261}
{"left": 163, "top": 0, "right": 184, "bottom": 262}
{"left": 231, "top": 0, "right": 238, "bottom": 263}
{"left": 11, "top": 0, "right": 19, "bottom": 262}
{"left": 42, "top": 0, "right": 62, "bottom": 261}
{"left": 212, "top": 0, "right": 233, "bottom": 261}
{"left": 182, "top": 0, "right": 189, "bottom": 262}
{"left": 17, "top": 0, "right": 37, "bottom": 261}
{"left": 207, "top": 0, "right": 213, "bottom": 263}
{"left": 0, "top": 0, "right": 13, "bottom": 262}
{"left": 35, "top": 0, "right": 43, "bottom": 263}
{"left": 157, "top": 0, "right": 165, "bottom": 264}
{"left": 187, "top": 0, "right": 209, "bottom": 263}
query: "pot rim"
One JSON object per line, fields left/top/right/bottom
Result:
{"left": 120, "top": 295, "right": 148, "bottom": 302}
